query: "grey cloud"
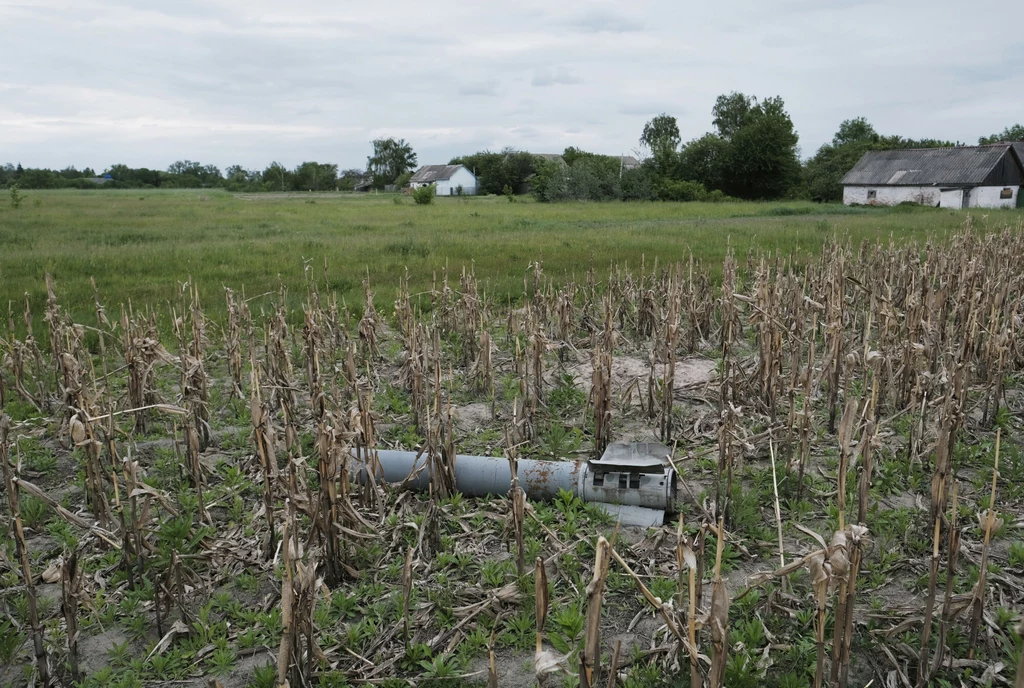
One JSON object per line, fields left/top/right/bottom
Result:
{"left": 0, "top": 0, "right": 1021, "bottom": 171}
{"left": 459, "top": 81, "right": 500, "bottom": 97}
{"left": 531, "top": 68, "right": 583, "bottom": 87}
{"left": 558, "top": 8, "right": 645, "bottom": 33}
{"left": 509, "top": 126, "right": 541, "bottom": 138}
{"left": 619, "top": 105, "right": 684, "bottom": 117}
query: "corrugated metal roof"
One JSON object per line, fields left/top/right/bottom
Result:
{"left": 409, "top": 165, "right": 466, "bottom": 183}
{"left": 841, "top": 145, "right": 1015, "bottom": 186}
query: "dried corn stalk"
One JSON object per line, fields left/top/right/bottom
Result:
{"left": 582, "top": 536, "right": 611, "bottom": 688}
{"left": 402, "top": 546, "right": 414, "bottom": 647}
{"left": 358, "top": 278, "right": 381, "bottom": 361}
{"left": 709, "top": 519, "right": 730, "bottom": 688}
{"left": 930, "top": 482, "right": 960, "bottom": 679}
{"left": 535, "top": 556, "right": 549, "bottom": 657}
{"left": 61, "top": 550, "right": 84, "bottom": 683}
{"left": 591, "top": 347, "right": 612, "bottom": 457}
{"left": 224, "top": 287, "right": 245, "bottom": 398}
{"left": 676, "top": 524, "right": 701, "bottom": 688}
{"left": 969, "top": 430, "right": 1002, "bottom": 658}
{"left": 1, "top": 412, "right": 49, "bottom": 686}
{"left": 250, "top": 359, "right": 278, "bottom": 558}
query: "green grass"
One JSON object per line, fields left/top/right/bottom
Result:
{"left": 0, "top": 189, "right": 1017, "bottom": 333}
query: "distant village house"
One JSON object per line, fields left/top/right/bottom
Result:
{"left": 409, "top": 165, "right": 477, "bottom": 196}
{"left": 841, "top": 143, "right": 1024, "bottom": 209}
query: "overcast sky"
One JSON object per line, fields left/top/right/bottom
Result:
{"left": 1, "top": 0, "right": 1020, "bottom": 173}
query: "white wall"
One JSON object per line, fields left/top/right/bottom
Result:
{"left": 846, "top": 184, "right": 1021, "bottom": 209}
{"left": 967, "top": 186, "right": 1018, "bottom": 209}
{"left": 843, "top": 185, "right": 940, "bottom": 207}
{"left": 435, "top": 166, "right": 477, "bottom": 196}
{"left": 940, "top": 189, "right": 963, "bottom": 209}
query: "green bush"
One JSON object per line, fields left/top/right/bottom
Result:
{"left": 9, "top": 185, "right": 24, "bottom": 209}
{"left": 765, "top": 205, "right": 815, "bottom": 216}
{"left": 412, "top": 184, "right": 435, "bottom": 205}
{"left": 657, "top": 179, "right": 708, "bottom": 202}
{"left": 655, "top": 179, "right": 731, "bottom": 202}
{"left": 394, "top": 171, "right": 413, "bottom": 189}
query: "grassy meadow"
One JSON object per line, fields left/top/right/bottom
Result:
{"left": 0, "top": 188, "right": 1019, "bottom": 329}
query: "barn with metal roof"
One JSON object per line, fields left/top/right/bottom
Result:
{"left": 841, "top": 144, "right": 1024, "bottom": 209}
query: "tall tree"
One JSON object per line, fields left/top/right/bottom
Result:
{"left": 451, "top": 148, "right": 536, "bottom": 195}
{"left": 979, "top": 124, "right": 1024, "bottom": 144}
{"left": 678, "top": 133, "right": 729, "bottom": 192}
{"left": 337, "top": 168, "right": 367, "bottom": 191}
{"left": 531, "top": 150, "right": 624, "bottom": 202}
{"left": 641, "top": 114, "right": 681, "bottom": 153}
{"left": 724, "top": 96, "right": 800, "bottom": 199}
{"left": 833, "top": 117, "right": 877, "bottom": 146}
{"left": 712, "top": 92, "right": 754, "bottom": 140}
{"left": 167, "top": 160, "right": 202, "bottom": 176}
{"left": 367, "top": 138, "right": 417, "bottom": 189}
{"left": 804, "top": 118, "right": 879, "bottom": 202}
{"left": 293, "top": 162, "right": 338, "bottom": 191}
{"left": 640, "top": 114, "right": 682, "bottom": 176}
{"left": 0, "top": 163, "right": 15, "bottom": 186}
{"left": 262, "top": 162, "right": 292, "bottom": 192}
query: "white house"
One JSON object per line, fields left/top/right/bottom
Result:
{"left": 841, "top": 143, "right": 1023, "bottom": 209}
{"left": 408, "top": 164, "right": 477, "bottom": 196}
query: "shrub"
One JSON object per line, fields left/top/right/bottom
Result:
{"left": 656, "top": 179, "right": 708, "bottom": 202}
{"left": 765, "top": 205, "right": 815, "bottom": 216}
{"left": 394, "top": 171, "right": 413, "bottom": 189}
{"left": 9, "top": 184, "right": 24, "bottom": 209}
{"left": 412, "top": 184, "right": 435, "bottom": 205}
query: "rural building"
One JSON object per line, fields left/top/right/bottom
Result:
{"left": 408, "top": 164, "right": 477, "bottom": 196}
{"left": 841, "top": 143, "right": 1024, "bottom": 209}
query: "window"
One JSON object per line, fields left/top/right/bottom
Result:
{"left": 867, "top": 189, "right": 877, "bottom": 201}
{"left": 1001, "top": 188, "right": 1013, "bottom": 199}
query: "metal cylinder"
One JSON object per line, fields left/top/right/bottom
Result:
{"left": 355, "top": 444, "right": 677, "bottom": 528}
{"left": 578, "top": 463, "right": 675, "bottom": 510}
{"left": 362, "top": 450, "right": 582, "bottom": 502}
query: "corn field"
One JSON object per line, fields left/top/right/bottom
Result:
{"left": 2, "top": 220, "right": 1024, "bottom": 688}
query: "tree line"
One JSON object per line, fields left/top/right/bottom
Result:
{"left": 528, "top": 106, "right": 1020, "bottom": 203}
{"left": 3, "top": 100, "right": 1020, "bottom": 202}
{"left": 0, "top": 160, "right": 367, "bottom": 192}
{"left": 0, "top": 138, "right": 423, "bottom": 194}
